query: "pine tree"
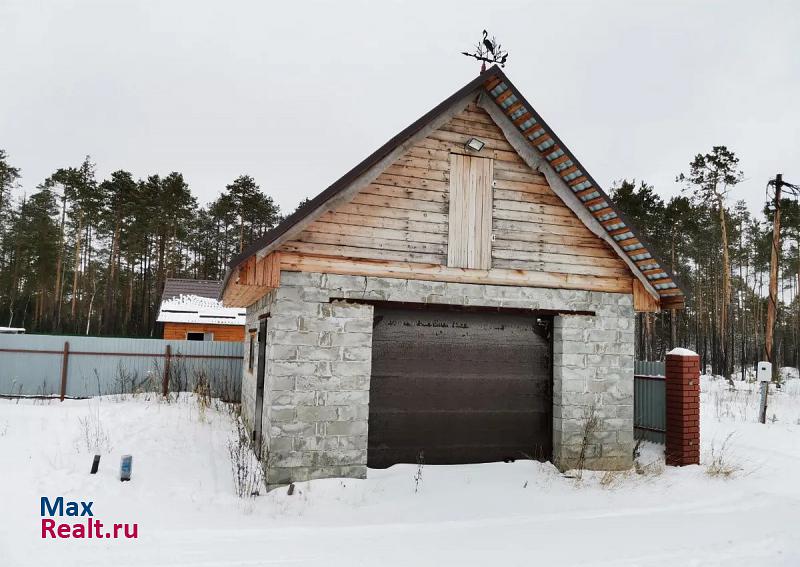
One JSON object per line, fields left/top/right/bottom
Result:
{"left": 99, "top": 171, "right": 138, "bottom": 334}
{"left": 9, "top": 188, "right": 59, "bottom": 328}
{"left": 678, "top": 147, "right": 743, "bottom": 376}
{"left": 0, "top": 150, "right": 22, "bottom": 318}
{"left": 225, "top": 175, "right": 280, "bottom": 253}
{"left": 0, "top": 149, "right": 21, "bottom": 216}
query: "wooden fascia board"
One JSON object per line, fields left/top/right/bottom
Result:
{"left": 221, "top": 252, "right": 282, "bottom": 307}
{"left": 477, "top": 92, "right": 660, "bottom": 304}
{"left": 632, "top": 278, "right": 660, "bottom": 312}
{"left": 485, "top": 67, "right": 686, "bottom": 303}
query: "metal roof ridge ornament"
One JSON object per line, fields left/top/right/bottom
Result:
{"left": 461, "top": 30, "right": 509, "bottom": 73}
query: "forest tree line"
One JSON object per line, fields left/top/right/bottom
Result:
{"left": 0, "top": 151, "right": 280, "bottom": 338}
{"left": 0, "top": 147, "right": 797, "bottom": 377}
{"left": 613, "top": 147, "right": 799, "bottom": 377}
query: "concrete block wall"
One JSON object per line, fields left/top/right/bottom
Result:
{"left": 552, "top": 309, "right": 635, "bottom": 471}
{"left": 241, "top": 289, "right": 277, "bottom": 450}
{"left": 241, "top": 271, "right": 636, "bottom": 486}
{"left": 242, "top": 273, "right": 375, "bottom": 486}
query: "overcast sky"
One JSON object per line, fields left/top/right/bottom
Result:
{"left": 2, "top": 0, "right": 798, "bottom": 217}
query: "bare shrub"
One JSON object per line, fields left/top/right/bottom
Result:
{"left": 193, "top": 370, "right": 212, "bottom": 419}
{"left": 171, "top": 354, "right": 187, "bottom": 394}
{"left": 33, "top": 379, "right": 54, "bottom": 405}
{"left": 166, "top": 355, "right": 189, "bottom": 402}
{"left": 11, "top": 380, "right": 24, "bottom": 403}
{"left": 112, "top": 362, "right": 147, "bottom": 400}
{"left": 712, "top": 387, "right": 756, "bottom": 422}
{"left": 147, "top": 356, "right": 178, "bottom": 403}
{"left": 598, "top": 449, "right": 664, "bottom": 488}
{"left": 139, "top": 368, "right": 161, "bottom": 401}
{"left": 228, "top": 418, "right": 264, "bottom": 498}
{"left": 574, "top": 403, "right": 601, "bottom": 479}
{"left": 599, "top": 469, "right": 631, "bottom": 488}
{"left": 599, "top": 470, "right": 615, "bottom": 487}
{"left": 77, "top": 402, "right": 112, "bottom": 453}
{"left": 632, "top": 438, "right": 642, "bottom": 460}
{"left": 705, "top": 433, "right": 741, "bottom": 478}
{"left": 634, "top": 457, "right": 665, "bottom": 477}
{"left": 212, "top": 371, "right": 240, "bottom": 403}
{"left": 519, "top": 443, "right": 548, "bottom": 463}
{"left": 413, "top": 450, "right": 424, "bottom": 494}
{"left": 225, "top": 399, "right": 243, "bottom": 420}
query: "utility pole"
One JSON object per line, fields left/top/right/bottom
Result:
{"left": 760, "top": 174, "right": 783, "bottom": 425}
{"left": 761, "top": 173, "right": 800, "bottom": 425}
{"left": 764, "top": 173, "right": 782, "bottom": 373}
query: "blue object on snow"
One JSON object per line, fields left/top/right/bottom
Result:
{"left": 120, "top": 455, "right": 133, "bottom": 481}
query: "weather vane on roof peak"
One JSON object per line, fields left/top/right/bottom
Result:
{"left": 461, "top": 30, "right": 508, "bottom": 73}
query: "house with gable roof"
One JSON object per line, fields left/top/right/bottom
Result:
{"left": 219, "top": 66, "right": 684, "bottom": 487}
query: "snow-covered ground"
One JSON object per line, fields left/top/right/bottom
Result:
{"left": 1, "top": 379, "right": 799, "bottom": 567}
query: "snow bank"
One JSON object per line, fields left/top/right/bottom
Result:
{"left": 1, "top": 391, "right": 800, "bottom": 566}
{"left": 783, "top": 378, "right": 800, "bottom": 396}
{"left": 700, "top": 373, "right": 728, "bottom": 393}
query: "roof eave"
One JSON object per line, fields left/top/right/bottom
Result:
{"left": 486, "top": 67, "right": 685, "bottom": 303}
{"left": 219, "top": 65, "right": 685, "bottom": 307}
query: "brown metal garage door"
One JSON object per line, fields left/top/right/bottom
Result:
{"left": 368, "top": 306, "right": 552, "bottom": 468}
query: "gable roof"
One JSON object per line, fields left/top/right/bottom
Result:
{"left": 221, "top": 66, "right": 684, "bottom": 308}
{"left": 157, "top": 294, "right": 246, "bottom": 326}
{"left": 158, "top": 279, "right": 245, "bottom": 326}
{"left": 162, "top": 278, "right": 224, "bottom": 302}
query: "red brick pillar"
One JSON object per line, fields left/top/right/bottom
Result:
{"left": 665, "top": 351, "right": 700, "bottom": 466}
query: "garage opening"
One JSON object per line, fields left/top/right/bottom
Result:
{"left": 368, "top": 304, "right": 552, "bottom": 468}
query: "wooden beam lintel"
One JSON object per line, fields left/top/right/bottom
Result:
{"left": 278, "top": 253, "right": 633, "bottom": 295}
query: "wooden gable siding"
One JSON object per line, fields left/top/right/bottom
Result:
{"left": 279, "top": 103, "right": 631, "bottom": 294}
{"left": 163, "top": 322, "right": 245, "bottom": 342}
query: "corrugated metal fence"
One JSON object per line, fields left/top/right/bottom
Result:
{"left": 0, "top": 334, "right": 243, "bottom": 401}
{"left": 634, "top": 360, "right": 666, "bottom": 444}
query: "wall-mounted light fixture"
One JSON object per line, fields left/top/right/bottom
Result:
{"left": 465, "top": 137, "right": 485, "bottom": 152}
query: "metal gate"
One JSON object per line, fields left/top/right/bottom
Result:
{"left": 368, "top": 305, "right": 552, "bottom": 468}
{"left": 634, "top": 360, "right": 666, "bottom": 444}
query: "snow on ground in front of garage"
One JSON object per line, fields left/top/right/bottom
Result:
{"left": 1, "top": 377, "right": 800, "bottom": 567}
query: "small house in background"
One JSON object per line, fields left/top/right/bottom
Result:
{"left": 157, "top": 279, "right": 245, "bottom": 342}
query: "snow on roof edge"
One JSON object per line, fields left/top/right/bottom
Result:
{"left": 156, "top": 294, "right": 245, "bottom": 326}
{"left": 667, "top": 347, "right": 698, "bottom": 357}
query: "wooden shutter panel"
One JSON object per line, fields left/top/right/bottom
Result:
{"left": 447, "top": 154, "right": 493, "bottom": 269}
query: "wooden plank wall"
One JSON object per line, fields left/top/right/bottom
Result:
{"left": 163, "top": 322, "right": 245, "bottom": 342}
{"left": 633, "top": 279, "right": 660, "bottom": 312}
{"left": 223, "top": 252, "right": 281, "bottom": 307}
{"left": 447, "top": 154, "right": 493, "bottom": 269}
{"left": 280, "top": 103, "right": 632, "bottom": 295}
